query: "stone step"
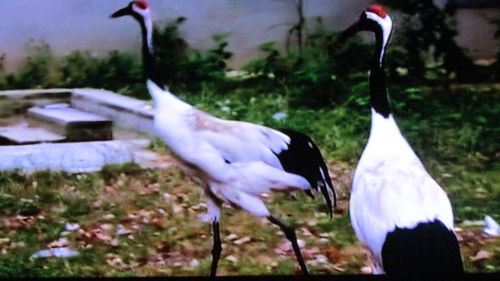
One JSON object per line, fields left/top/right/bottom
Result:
{"left": 0, "top": 123, "right": 65, "bottom": 145}
{"left": 27, "top": 104, "right": 113, "bottom": 142}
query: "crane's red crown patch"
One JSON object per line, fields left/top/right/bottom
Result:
{"left": 135, "top": 0, "right": 149, "bottom": 10}
{"left": 365, "top": 5, "right": 388, "bottom": 18}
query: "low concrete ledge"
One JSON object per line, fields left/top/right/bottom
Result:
{"left": 0, "top": 89, "right": 72, "bottom": 116}
{"left": 0, "top": 139, "right": 163, "bottom": 173}
{"left": 71, "top": 88, "right": 155, "bottom": 136}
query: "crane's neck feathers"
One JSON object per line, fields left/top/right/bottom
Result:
{"left": 366, "top": 11, "right": 393, "bottom": 118}
{"left": 137, "top": 9, "right": 165, "bottom": 90}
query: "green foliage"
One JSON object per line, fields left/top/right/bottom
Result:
{"left": 150, "top": 18, "right": 232, "bottom": 93}
{"left": 0, "top": 41, "right": 147, "bottom": 99}
{"left": 317, "top": 214, "right": 356, "bottom": 247}
{"left": 274, "top": 259, "right": 297, "bottom": 275}
{"left": 377, "top": 0, "right": 497, "bottom": 82}
{"left": 92, "top": 51, "right": 146, "bottom": 99}
{"left": 100, "top": 162, "right": 143, "bottom": 182}
{"left": 242, "top": 22, "right": 373, "bottom": 109}
{"left": 9, "top": 40, "right": 62, "bottom": 89}
{"left": 147, "top": 137, "right": 170, "bottom": 154}
{"left": 181, "top": 33, "right": 233, "bottom": 91}
{"left": 0, "top": 194, "right": 39, "bottom": 216}
{"left": 59, "top": 51, "right": 99, "bottom": 87}
{"left": 153, "top": 17, "right": 190, "bottom": 88}
{"left": 62, "top": 196, "right": 91, "bottom": 218}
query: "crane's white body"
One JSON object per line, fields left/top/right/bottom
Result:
{"left": 350, "top": 109, "right": 454, "bottom": 272}
{"left": 148, "top": 81, "right": 310, "bottom": 218}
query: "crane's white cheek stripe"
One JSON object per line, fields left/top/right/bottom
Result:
{"left": 365, "top": 12, "right": 392, "bottom": 66}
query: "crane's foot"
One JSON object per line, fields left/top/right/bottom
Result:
{"left": 268, "top": 215, "right": 309, "bottom": 275}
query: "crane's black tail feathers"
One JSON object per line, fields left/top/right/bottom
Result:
{"left": 276, "top": 128, "right": 337, "bottom": 217}
{"left": 382, "top": 219, "right": 464, "bottom": 281}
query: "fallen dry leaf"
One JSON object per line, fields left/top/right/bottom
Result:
{"left": 121, "top": 213, "right": 138, "bottom": 223}
{"left": 0, "top": 238, "right": 10, "bottom": 245}
{"left": 361, "top": 266, "right": 372, "bottom": 274}
{"left": 189, "top": 259, "right": 200, "bottom": 267}
{"left": 2, "top": 215, "right": 36, "bottom": 230}
{"left": 94, "top": 232, "right": 113, "bottom": 243}
{"left": 301, "top": 247, "right": 320, "bottom": 259}
{"left": 151, "top": 217, "right": 166, "bottom": 228}
{"left": 470, "top": 250, "right": 492, "bottom": 262}
{"left": 325, "top": 246, "right": 343, "bottom": 263}
{"left": 300, "top": 227, "right": 314, "bottom": 237}
{"left": 331, "top": 264, "right": 346, "bottom": 272}
{"left": 225, "top": 234, "right": 238, "bottom": 241}
{"left": 106, "top": 254, "right": 126, "bottom": 268}
{"left": 225, "top": 255, "right": 238, "bottom": 263}
{"left": 233, "top": 236, "right": 252, "bottom": 245}
{"left": 102, "top": 214, "right": 115, "bottom": 221}
{"left": 313, "top": 254, "right": 328, "bottom": 264}
{"left": 47, "top": 238, "right": 69, "bottom": 248}
{"left": 156, "top": 241, "right": 170, "bottom": 253}
{"left": 116, "top": 224, "right": 133, "bottom": 235}
{"left": 148, "top": 253, "right": 166, "bottom": 265}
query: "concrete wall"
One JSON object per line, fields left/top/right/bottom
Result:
{"left": 0, "top": 0, "right": 497, "bottom": 72}
{"left": 0, "top": 0, "right": 371, "bottom": 71}
{"left": 455, "top": 8, "right": 499, "bottom": 60}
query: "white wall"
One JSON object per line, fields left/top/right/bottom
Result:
{"left": 0, "top": 0, "right": 497, "bottom": 71}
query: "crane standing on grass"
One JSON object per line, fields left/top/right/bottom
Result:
{"left": 337, "top": 5, "right": 463, "bottom": 280}
{"left": 110, "top": 0, "right": 335, "bottom": 276}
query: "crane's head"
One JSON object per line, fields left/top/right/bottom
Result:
{"left": 336, "top": 5, "right": 392, "bottom": 44}
{"left": 110, "top": 0, "right": 151, "bottom": 21}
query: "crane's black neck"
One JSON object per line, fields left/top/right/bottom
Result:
{"left": 138, "top": 18, "right": 164, "bottom": 90}
{"left": 369, "top": 27, "right": 391, "bottom": 118}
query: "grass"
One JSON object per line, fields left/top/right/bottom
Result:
{"left": 0, "top": 162, "right": 350, "bottom": 277}
{"left": 0, "top": 156, "right": 497, "bottom": 276}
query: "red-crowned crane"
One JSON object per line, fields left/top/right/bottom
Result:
{"left": 110, "top": 0, "right": 335, "bottom": 276}
{"left": 337, "top": 5, "right": 463, "bottom": 280}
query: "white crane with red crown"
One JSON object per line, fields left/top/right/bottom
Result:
{"left": 110, "top": 0, "right": 336, "bottom": 276}
{"left": 337, "top": 5, "right": 464, "bottom": 280}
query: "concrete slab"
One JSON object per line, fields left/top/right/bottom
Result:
{"left": 0, "top": 123, "right": 65, "bottom": 145}
{"left": 27, "top": 105, "right": 113, "bottom": 142}
{"left": 0, "top": 139, "right": 170, "bottom": 173}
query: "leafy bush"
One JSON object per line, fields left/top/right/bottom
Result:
{"left": 12, "top": 40, "right": 62, "bottom": 89}
{"left": 378, "top": 0, "right": 498, "bottom": 82}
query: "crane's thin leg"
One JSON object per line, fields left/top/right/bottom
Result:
{"left": 268, "top": 215, "right": 309, "bottom": 275}
{"left": 210, "top": 219, "right": 222, "bottom": 277}
{"left": 205, "top": 194, "right": 222, "bottom": 277}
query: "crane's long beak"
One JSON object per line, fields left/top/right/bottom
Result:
{"left": 110, "top": 6, "right": 132, "bottom": 18}
{"left": 335, "top": 20, "right": 364, "bottom": 44}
